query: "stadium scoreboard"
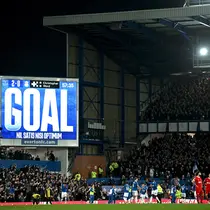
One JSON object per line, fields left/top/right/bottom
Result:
{"left": 0, "top": 76, "right": 79, "bottom": 147}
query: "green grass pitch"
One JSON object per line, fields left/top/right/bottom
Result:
{"left": 1, "top": 204, "right": 210, "bottom": 210}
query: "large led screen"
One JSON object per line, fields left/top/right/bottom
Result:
{"left": 0, "top": 77, "right": 79, "bottom": 147}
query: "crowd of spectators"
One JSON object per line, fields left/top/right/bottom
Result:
{"left": 0, "top": 133, "right": 210, "bottom": 202}
{"left": 120, "top": 133, "right": 210, "bottom": 183}
{"left": 0, "top": 165, "right": 104, "bottom": 202}
{"left": 144, "top": 76, "right": 210, "bottom": 121}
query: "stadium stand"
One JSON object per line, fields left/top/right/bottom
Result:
{"left": 1, "top": 133, "right": 209, "bottom": 202}
{"left": 0, "top": 165, "right": 93, "bottom": 202}
{"left": 143, "top": 76, "right": 210, "bottom": 121}
{"left": 88, "top": 133, "right": 210, "bottom": 199}
{"left": 121, "top": 133, "right": 210, "bottom": 179}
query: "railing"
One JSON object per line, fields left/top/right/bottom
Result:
{"left": 139, "top": 120, "right": 210, "bottom": 133}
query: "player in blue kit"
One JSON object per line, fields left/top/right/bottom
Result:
{"left": 108, "top": 185, "right": 116, "bottom": 204}
{"left": 181, "top": 184, "right": 186, "bottom": 201}
{"left": 149, "top": 180, "right": 160, "bottom": 203}
{"left": 123, "top": 183, "right": 130, "bottom": 204}
{"left": 140, "top": 183, "right": 148, "bottom": 204}
{"left": 170, "top": 185, "right": 177, "bottom": 203}
{"left": 61, "top": 183, "right": 68, "bottom": 201}
{"left": 132, "top": 178, "right": 139, "bottom": 203}
{"left": 89, "top": 184, "right": 95, "bottom": 204}
{"left": 128, "top": 186, "right": 132, "bottom": 203}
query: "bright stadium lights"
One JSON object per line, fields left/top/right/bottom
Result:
{"left": 199, "top": 47, "right": 208, "bottom": 56}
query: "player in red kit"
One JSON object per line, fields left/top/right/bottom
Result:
{"left": 204, "top": 173, "right": 210, "bottom": 203}
{"left": 192, "top": 171, "right": 204, "bottom": 204}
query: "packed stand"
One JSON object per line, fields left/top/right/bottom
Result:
{"left": 0, "top": 165, "right": 104, "bottom": 203}
{"left": 118, "top": 133, "right": 210, "bottom": 197}
{"left": 120, "top": 133, "right": 210, "bottom": 179}
{"left": 144, "top": 76, "right": 210, "bottom": 121}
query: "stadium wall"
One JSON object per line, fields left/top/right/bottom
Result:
{"left": 67, "top": 34, "right": 136, "bottom": 144}
{"left": 72, "top": 155, "right": 106, "bottom": 178}
{"left": 124, "top": 74, "right": 136, "bottom": 141}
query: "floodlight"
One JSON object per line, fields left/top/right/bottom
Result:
{"left": 199, "top": 47, "right": 208, "bottom": 56}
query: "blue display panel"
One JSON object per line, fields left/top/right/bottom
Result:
{"left": 1, "top": 77, "right": 79, "bottom": 147}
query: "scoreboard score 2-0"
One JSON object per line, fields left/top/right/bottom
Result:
{"left": 0, "top": 76, "right": 79, "bottom": 147}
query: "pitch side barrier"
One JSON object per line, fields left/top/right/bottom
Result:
{"left": 0, "top": 199, "right": 208, "bottom": 206}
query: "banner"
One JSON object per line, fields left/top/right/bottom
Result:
{"left": 0, "top": 199, "right": 207, "bottom": 206}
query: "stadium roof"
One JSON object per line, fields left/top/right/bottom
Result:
{"left": 43, "top": 5, "right": 210, "bottom": 77}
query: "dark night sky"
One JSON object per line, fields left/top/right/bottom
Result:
{"left": 1, "top": 0, "right": 185, "bottom": 78}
